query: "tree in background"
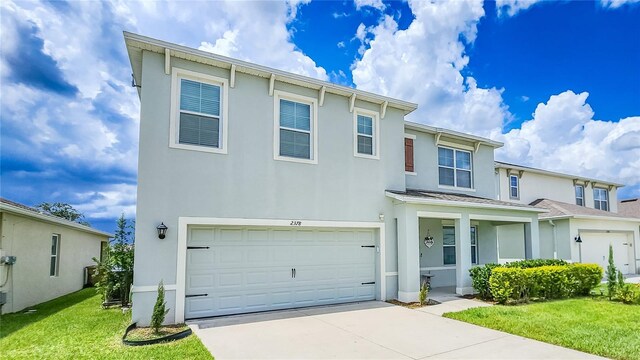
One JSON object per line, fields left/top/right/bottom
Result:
{"left": 35, "top": 202, "right": 90, "bottom": 226}
{"left": 93, "top": 213, "right": 135, "bottom": 307}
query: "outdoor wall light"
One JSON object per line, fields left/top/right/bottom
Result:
{"left": 574, "top": 235, "right": 582, "bottom": 243}
{"left": 157, "top": 222, "right": 168, "bottom": 239}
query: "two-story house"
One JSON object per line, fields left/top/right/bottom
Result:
{"left": 125, "top": 32, "right": 544, "bottom": 325}
{"left": 496, "top": 162, "right": 640, "bottom": 275}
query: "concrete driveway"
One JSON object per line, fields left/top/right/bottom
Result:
{"left": 189, "top": 301, "right": 603, "bottom": 359}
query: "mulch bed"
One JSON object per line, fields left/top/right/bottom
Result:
{"left": 125, "top": 324, "right": 190, "bottom": 342}
{"left": 387, "top": 299, "right": 440, "bottom": 309}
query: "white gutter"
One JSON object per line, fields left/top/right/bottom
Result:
{"left": 404, "top": 122, "right": 503, "bottom": 148}
{"left": 540, "top": 214, "right": 640, "bottom": 222}
{"left": 385, "top": 191, "right": 548, "bottom": 213}
{"left": 494, "top": 161, "right": 625, "bottom": 188}
{"left": 0, "top": 203, "right": 113, "bottom": 238}
{"left": 549, "top": 220, "right": 557, "bottom": 259}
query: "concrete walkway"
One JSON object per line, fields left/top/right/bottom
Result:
{"left": 189, "top": 301, "right": 603, "bottom": 359}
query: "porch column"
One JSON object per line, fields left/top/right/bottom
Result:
{"left": 524, "top": 217, "right": 540, "bottom": 259}
{"left": 396, "top": 204, "right": 420, "bottom": 302}
{"left": 455, "top": 213, "right": 473, "bottom": 295}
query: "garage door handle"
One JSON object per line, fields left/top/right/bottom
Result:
{"left": 294, "top": 268, "right": 296, "bottom": 278}
{"left": 187, "top": 246, "right": 210, "bottom": 249}
{"left": 361, "top": 282, "right": 375, "bottom": 285}
{"left": 361, "top": 245, "right": 375, "bottom": 248}
{"left": 186, "top": 293, "right": 208, "bottom": 298}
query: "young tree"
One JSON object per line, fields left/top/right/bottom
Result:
{"left": 606, "top": 245, "right": 617, "bottom": 300}
{"left": 151, "top": 280, "right": 169, "bottom": 334}
{"left": 35, "top": 202, "right": 90, "bottom": 226}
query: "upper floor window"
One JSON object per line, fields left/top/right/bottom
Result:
{"left": 170, "top": 68, "right": 228, "bottom": 154}
{"left": 353, "top": 109, "right": 380, "bottom": 159}
{"left": 405, "top": 137, "right": 414, "bottom": 173}
{"left": 594, "top": 188, "right": 609, "bottom": 211}
{"left": 50, "top": 234, "right": 60, "bottom": 277}
{"left": 438, "top": 147, "right": 472, "bottom": 188}
{"left": 575, "top": 185, "right": 585, "bottom": 206}
{"left": 509, "top": 175, "right": 519, "bottom": 199}
{"left": 274, "top": 90, "right": 317, "bottom": 164}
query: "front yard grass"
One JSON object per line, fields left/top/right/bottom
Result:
{"left": 0, "top": 288, "right": 213, "bottom": 360}
{"left": 444, "top": 297, "right": 640, "bottom": 360}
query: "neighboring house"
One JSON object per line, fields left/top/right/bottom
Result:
{"left": 619, "top": 198, "right": 640, "bottom": 218}
{"left": 496, "top": 162, "right": 640, "bottom": 275}
{"left": 125, "top": 32, "right": 544, "bottom": 325}
{"left": 0, "top": 198, "right": 111, "bottom": 314}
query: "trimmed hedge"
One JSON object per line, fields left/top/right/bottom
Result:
{"left": 488, "top": 264, "right": 603, "bottom": 304}
{"left": 470, "top": 260, "right": 602, "bottom": 303}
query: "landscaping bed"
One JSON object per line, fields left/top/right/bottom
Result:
{"left": 386, "top": 299, "right": 439, "bottom": 309}
{"left": 0, "top": 288, "right": 212, "bottom": 360}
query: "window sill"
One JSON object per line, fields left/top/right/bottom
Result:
{"left": 438, "top": 185, "right": 476, "bottom": 192}
{"left": 354, "top": 153, "right": 380, "bottom": 160}
{"left": 274, "top": 155, "right": 318, "bottom": 165}
{"left": 170, "top": 143, "right": 227, "bottom": 154}
{"left": 405, "top": 171, "right": 417, "bottom": 176}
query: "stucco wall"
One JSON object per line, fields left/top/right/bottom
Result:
{"left": 497, "top": 224, "right": 525, "bottom": 260}
{"left": 0, "top": 212, "right": 107, "bottom": 314}
{"left": 405, "top": 130, "right": 496, "bottom": 199}
{"left": 133, "top": 51, "right": 408, "bottom": 324}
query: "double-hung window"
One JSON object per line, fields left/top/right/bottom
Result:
{"left": 594, "top": 188, "right": 609, "bottom": 211}
{"left": 509, "top": 175, "right": 519, "bottom": 199}
{"left": 438, "top": 147, "right": 472, "bottom": 188}
{"left": 575, "top": 185, "right": 585, "bottom": 206}
{"left": 170, "top": 68, "right": 228, "bottom": 154}
{"left": 274, "top": 91, "right": 317, "bottom": 163}
{"left": 443, "top": 226, "right": 456, "bottom": 265}
{"left": 353, "top": 109, "right": 379, "bottom": 159}
{"left": 50, "top": 234, "right": 60, "bottom": 277}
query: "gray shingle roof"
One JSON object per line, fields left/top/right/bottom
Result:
{"left": 387, "top": 189, "right": 541, "bottom": 210}
{"left": 618, "top": 198, "right": 640, "bottom": 219}
{"left": 531, "top": 198, "right": 638, "bottom": 220}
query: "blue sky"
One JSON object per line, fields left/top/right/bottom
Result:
{"left": 1, "top": 0, "right": 639, "bottom": 232}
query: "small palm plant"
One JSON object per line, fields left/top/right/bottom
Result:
{"left": 151, "top": 280, "right": 170, "bottom": 334}
{"left": 419, "top": 281, "right": 429, "bottom": 306}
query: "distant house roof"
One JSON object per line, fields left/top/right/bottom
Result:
{"left": 124, "top": 32, "right": 418, "bottom": 115}
{"left": 0, "top": 198, "right": 113, "bottom": 238}
{"left": 619, "top": 198, "right": 640, "bottom": 218}
{"left": 386, "top": 189, "right": 545, "bottom": 213}
{"left": 495, "top": 161, "right": 625, "bottom": 188}
{"left": 531, "top": 198, "right": 640, "bottom": 222}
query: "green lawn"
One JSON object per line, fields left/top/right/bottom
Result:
{"left": 444, "top": 297, "right": 640, "bottom": 360}
{"left": 0, "top": 288, "right": 213, "bottom": 360}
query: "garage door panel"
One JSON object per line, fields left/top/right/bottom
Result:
{"left": 581, "top": 232, "right": 631, "bottom": 274}
{"left": 185, "top": 226, "right": 377, "bottom": 319}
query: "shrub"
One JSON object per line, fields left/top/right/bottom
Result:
{"left": 567, "top": 263, "right": 603, "bottom": 296}
{"left": 469, "top": 264, "right": 500, "bottom": 300}
{"left": 419, "top": 281, "right": 429, "bottom": 306}
{"left": 617, "top": 283, "right": 640, "bottom": 305}
{"left": 606, "top": 245, "right": 617, "bottom": 300}
{"left": 151, "top": 281, "right": 170, "bottom": 333}
{"left": 528, "top": 266, "right": 571, "bottom": 299}
{"left": 503, "top": 259, "right": 568, "bottom": 268}
{"left": 489, "top": 267, "right": 530, "bottom": 304}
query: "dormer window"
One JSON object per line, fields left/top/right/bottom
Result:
{"left": 594, "top": 188, "right": 609, "bottom": 211}
{"left": 509, "top": 175, "right": 519, "bottom": 199}
{"left": 575, "top": 185, "right": 585, "bottom": 206}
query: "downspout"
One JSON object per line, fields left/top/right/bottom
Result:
{"left": 549, "top": 220, "right": 557, "bottom": 259}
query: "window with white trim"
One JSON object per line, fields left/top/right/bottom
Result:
{"left": 509, "top": 175, "right": 519, "bottom": 199}
{"left": 274, "top": 91, "right": 317, "bottom": 163}
{"left": 443, "top": 226, "right": 456, "bottom": 265}
{"left": 471, "top": 226, "right": 478, "bottom": 265}
{"left": 178, "top": 78, "right": 222, "bottom": 148}
{"left": 50, "top": 234, "right": 60, "bottom": 277}
{"left": 438, "top": 147, "right": 472, "bottom": 188}
{"left": 594, "top": 188, "right": 609, "bottom": 211}
{"left": 575, "top": 185, "right": 584, "bottom": 206}
{"left": 356, "top": 115, "right": 374, "bottom": 155}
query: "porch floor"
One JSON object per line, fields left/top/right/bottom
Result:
{"left": 422, "top": 286, "right": 492, "bottom": 316}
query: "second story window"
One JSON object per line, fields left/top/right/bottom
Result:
{"left": 438, "top": 147, "right": 472, "bottom": 189}
{"left": 274, "top": 91, "right": 317, "bottom": 164}
{"left": 594, "top": 188, "right": 609, "bottom": 211}
{"left": 353, "top": 109, "right": 380, "bottom": 159}
{"left": 575, "top": 185, "right": 585, "bottom": 206}
{"left": 509, "top": 175, "right": 519, "bottom": 199}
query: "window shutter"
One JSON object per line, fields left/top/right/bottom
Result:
{"left": 405, "top": 138, "right": 414, "bottom": 172}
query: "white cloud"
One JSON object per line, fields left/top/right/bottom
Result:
{"left": 521, "top": 95, "right": 530, "bottom": 102}
{"left": 495, "top": 0, "right": 542, "bottom": 17}
{"left": 337, "top": 41, "right": 346, "bottom": 48}
{"left": 600, "top": 0, "right": 640, "bottom": 8}
{"left": 74, "top": 183, "right": 137, "bottom": 220}
{"left": 496, "top": 90, "right": 640, "bottom": 189}
{"left": 354, "top": 0, "right": 386, "bottom": 11}
{"left": 352, "top": 0, "right": 510, "bottom": 135}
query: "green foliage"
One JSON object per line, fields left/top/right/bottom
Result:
{"left": 93, "top": 213, "right": 135, "bottom": 307}
{"left": 606, "top": 245, "right": 617, "bottom": 300}
{"left": 617, "top": 270, "right": 625, "bottom": 289}
{"left": 418, "top": 281, "right": 429, "bottom": 306}
{"left": 567, "top": 264, "right": 603, "bottom": 296}
{"left": 489, "top": 267, "right": 529, "bottom": 304}
{"left": 503, "top": 259, "right": 568, "bottom": 268}
{"left": 469, "top": 263, "right": 500, "bottom": 300}
{"left": 617, "top": 283, "right": 640, "bottom": 305}
{"left": 151, "top": 281, "right": 170, "bottom": 334}
{"left": 34, "top": 202, "right": 90, "bottom": 226}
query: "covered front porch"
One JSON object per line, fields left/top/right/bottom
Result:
{"left": 387, "top": 190, "right": 546, "bottom": 302}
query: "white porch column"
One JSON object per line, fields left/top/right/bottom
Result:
{"left": 396, "top": 204, "right": 420, "bottom": 302}
{"left": 455, "top": 213, "right": 473, "bottom": 295}
{"left": 524, "top": 217, "right": 540, "bottom": 259}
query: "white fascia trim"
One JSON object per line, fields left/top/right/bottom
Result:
{"left": 494, "top": 161, "right": 625, "bottom": 188}
{"left": 132, "top": 284, "right": 177, "bottom": 293}
{"left": 353, "top": 107, "right": 380, "bottom": 160}
{"left": 404, "top": 133, "right": 416, "bottom": 140}
{"left": 273, "top": 90, "right": 319, "bottom": 165}
{"left": 404, "top": 121, "right": 503, "bottom": 148}
{"left": 416, "top": 211, "right": 462, "bottom": 219}
{"left": 541, "top": 214, "right": 640, "bottom": 223}
{"left": 0, "top": 204, "right": 113, "bottom": 237}
{"left": 174, "top": 216, "right": 386, "bottom": 324}
{"left": 420, "top": 266, "right": 456, "bottom": 271}
{"left": 470, "top": 214, "right": 533, "bottom": 223}
{"left": 169, "top": 67, "right": 229, "bottom": 154}
{"left": 386, "top": 192, "right": 547, "bottom": 213}
{"left": 438, "top": 185, "right": 477, "bottom": 193}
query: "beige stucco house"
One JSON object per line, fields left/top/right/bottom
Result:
{"left": 0, "top": 198, "right": 112, "bottom": 314}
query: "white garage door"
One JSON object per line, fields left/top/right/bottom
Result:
{"left": 185, "top": 226, "right": 377, "bottom": 319}
{"left": 581, "top": 232, "right": 632, "bottom": 274}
